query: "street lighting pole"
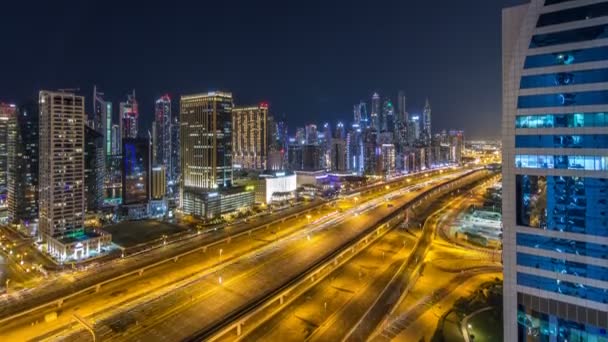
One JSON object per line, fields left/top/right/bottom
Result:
{"left": 219, "top": 248, "right": 223, "bottom": 263}
{"left": 5, "top": 279, "right": 9, "bottom": 295}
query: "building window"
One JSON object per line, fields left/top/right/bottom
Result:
{"left": 515, "top": 175, "right": 608, "bottom": 236}
{"left": 529, "top": 24, "right": 608, "bottom": 48}
{"left": 537, "top": 2, "right": 608, "bottom": 28}
{"left": 515, "top": 112, "right": 608, "bottom": 128}
{"left": 517, "top": 272, "right": 608, "bottom": 304}
{"left": 520, "top": 68, "right": 608, "bottom": 89}
{"left": 517, "top": 305, "right": 608, "bottom": 341}
{"left": 515, "top": 155, "right": 608, "bottom": 171}
{"left": 515, "top": 134, "right": 608, "bottom": 149}
{"left": 517, "top": 252, "right": 608, "bottom": 282}
{"left": 524, "top": 46, "right": 608, "bottom": 69}
{"left": 517, "top": 233, "right": 608, "bottom": 259}
{"left": 518, "top": 91, "right": 608, "bottom": 108}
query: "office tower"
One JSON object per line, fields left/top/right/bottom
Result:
{"left": 152, "top": 166, "right": 166, "bottom": 200}
{"left": 155, "top": 94, "right": 172, "bottom": 177}
{"left": 151, "top": 121, "right": 158, "bottom": 163}
{"left": 330, "top": 124, "right": 347, "bottom": 172}
{"left": 287, "top": 141, "right": 303, "bottom": 170}
{"left": 0, "top": 103, "right": 14, "bottom": 223}
{"left": 93, "top": 86, "right": 112, "bottom": 157}
{"left": 397, "top": 90, "right": 408, "bottom": 123}
{"left": 232, "top": 104, "right": 268, "bottom": 170}
{"left": 111, "top": 124, "right": 121, "bottom": 155}
{"left": 321, "top": 123, "right": 332, "bottom": 169}
{"left": 120, "top": 90, "right": 138, "bottom": 139}
{"left": 381, "top": 144, "right": 395, "bottom": 176}
{"left": 408, "top": 115, "right": 421, "bottom": 144}
{"left": 305, "top": 124, "right": 318, "bottom": 145}
{"left": 8, "top": 100, "right": 39, "bottom": 231}
{"left": 122, "top": 138, "right": 151, "bottom": 205}
{"left": 353, "top": 104, "right": 362, "bottom": 126}
{"left": 170, "top": 114, "right": 180, "bottom": 198}
{"left": 295, "top": 127, "right": 306, "bottom": 145}
{"left": 371, "top": 92, "right": 381, "bottom": 131}
{"left": 381, "top": 98, "right": 395, "bottom": 133}
{"left": 38, "top": 90, "right": 85, "bottom": 241}
{"left": 448, "top": 130, "right": 464, "bottom": 165}
{"left": 503, "top": 1, "right": 608, "bottom": 341}
{"left": 302, "top": 144, "right": 322, "bottom": 171}
{"left": 84, "top": 125, "right": 104, "bottom": 212}
{"left": 354, "top": 101, "right": 368, "bottom": 128}
{"left": 363, "top": 127, "right": 379, "bottom": 175}
{"left": 347, "top": 124, "right": 364, "bottom": 174}
{"left": 422, "top": 98, "right": 432, "bottom": 144}
{"left": 180, "top": 92, "right": 233, "bottom": 212}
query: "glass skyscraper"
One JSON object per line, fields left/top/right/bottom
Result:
{"left": 503, "top": 1, "right": 608, "bottom": 341}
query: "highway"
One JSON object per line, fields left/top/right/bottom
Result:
{"left": 38, "top": 169, "right": 480, "bottom": 341}
{"left": 0, "top": 168, "right": 469, "bottom": 340}
{"left": 235, "top": 171, "right": 493, "bottom": 342}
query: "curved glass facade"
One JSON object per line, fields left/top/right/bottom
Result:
{"left": 517, "top": 252, "right": 608, "bottom": 281}
{"left": 516, "top": 134, "right": 608, "bottom": 148}
{"left": 515, "top": 154, "right": 608, "bottom": 171}
{"left": 537, "top": 2, "right": 608, "bottom": 27}
{"left": 515, "top": 112, "right": 608, "bottom": 128}
{"left": 515, "top": 175, "right": 608, "bottom": 236}
{"left": 529, "top": 24, "right": 608, "bottom": 48}
{"left": 518, "top": 91, "right": 608, "bottom": 108}
{"left": 520, "top": 68, "right": 608, "bottom": 89}
{"left": 518, "top": 272, "right": 608, "bottom": 304}
{"left": 524, "top": 46, "right": 608, "bottom": 69}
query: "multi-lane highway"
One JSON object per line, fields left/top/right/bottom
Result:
{"left": 30, "top": 169, "right": 482, "bottom": 341}
{"left": 0, "top": 168, "right": 471, "bottom": 340}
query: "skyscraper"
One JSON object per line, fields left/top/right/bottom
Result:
{"left": 170, "top": 114, "right": 180, "bottom": 198}
{"left": 180, "top": 91, "right": 233, "bottom": 214}
{"left": 84, "top": 125, "right": 104, "bottom": 212}
{"left": 0, "top": 103, "right": 16, "bottom": 223}
{"left": 305, "top": 124, "right": 318, "bottom": 145}
{"left": 8, "top": 100, "right": 39, "bottom": 232}
{"left": 232, "top": 103, "right": 268, "bottom": 170}
{"left": 503, "top": 1, "right": 608, "bottom": 341}
{"left": 422, "top": 98, "right": 432, "bottom": 144}
{"left": 122, "top": 138, "right": 151, "bottom": 206}
{"left": 371, "top": 92, "right": 381, "bottom": 131}
{"left": 154, "top": 94, "right": 172, "bottom": 178}
{"left": 120, "top": 90, "right": 138, "bottom": 139}
{"left": 397, "top": 90, "right": 408, "bottom": 124}
{"left": 38, "top": 90, "right": 85, "bottom": 242}
{"left": 381, "top": 98, "right": 395, "bottom": 132}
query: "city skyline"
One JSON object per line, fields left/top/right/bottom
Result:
{"left": 0, "top": 0, "right": 528, "bottom": 139}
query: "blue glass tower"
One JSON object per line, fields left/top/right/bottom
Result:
{"left": 503, "top": 1, "right": 608, "bottom": 341}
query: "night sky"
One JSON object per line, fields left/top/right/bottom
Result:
{"left": 1, "top": 0, "right": 527, "bottom": 138}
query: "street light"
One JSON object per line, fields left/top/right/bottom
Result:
{"left": 306, "top": 214, "right": 312, "bottom": 224}
{"left": 219, "top": 248, "right": 223, "bottom": 263}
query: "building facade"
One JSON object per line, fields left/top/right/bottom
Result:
{"left": 232, "top": 104, "right": 268, "bottom": 170}
{"left": 155, "top": 94, "right": 172, "bottom": 178}
{"left": 503, "top": 1, "right": 608, "bottom": 341}
{"left": 122, "top": 138, "right": 151, "bottom": 206}
{"left": 38, "top": 90, "right": 86, "bottom": 243}
{"left": 84, "top": 125, "right": 104, "bottom": 212}
{"left": 8, "top": 100, "right": 39, "bottom": 232}
{"left": 120, "top": 90, "right": 138, "bottom": 139}
{"left": 0, "top": 103, "right": 15, "bottom": 223}
{"left": 180, "top": 91, "right": 233, "bottom": 216}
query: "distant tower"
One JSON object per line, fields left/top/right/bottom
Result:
{"left": 120, "top": 90, "right": 138, "bottom": 139}
{"left": 422, "top": 98, "right": 432, "bottom": 144}
{"left": 381, "top": 98, "right": 394, "bottom": 133}
{"left": 154, "top": 94, "right": 172, "bottom": 180}
{"left": 397, "top": 91, "right": 408, "bottom": 123}
{"left": 370, "top": 93, "right": 381, "bottom": 131}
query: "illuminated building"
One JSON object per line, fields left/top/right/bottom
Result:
{"left": 353, "top": 101, "right": 368, "bottom": 127}
{"left": 111, "top": 124, "right": 121, "bottom": 155}
{"left": 503, "top": 1, "right": 608, "bottom": 340}
{"left": 0, "top": 103, "right": 15, "bottom": 223}
{"left": 381, "top": 143, "right": 396, "bottom": 176}
{"left": 122, "top": 138, "right": 151, "bottom": 206}
{"left": 180, "top": 91, "right": 234, "bottom": 217}
{"left": 170, "top": 114, "right": 180, "bottom": 199}
{"left": 154, "top": 94, "right": 172, "bottom": 178}
{"left": 256, "top": 171, "right": 297, "bottom": 204}
{"left": 8, "top": 100, "right": 39, "bottom": 233}
{"left": 422, "top": 98, "right": 432, "bottom": 144}
{"left": 381, "top": 98, "right": 394, "bottom": 133}
{"left": 152, "top": 166, "right": 166, "bottom": 200}
{"left": 84, "top": 125, "right": 104, "bottom": 212}
{"left": 305, "top": 124, "right": 318, "bottom": 145}
{"left": 371, "top": 92, "right": 381, "bottom": 131}
{"left": 39, "top": 90, "right": 109, "bottom": 261}
{"left": 232, "top": 104, "right": 268, "bottom": 170}
{"left": 120, "top": 90, "right": 138, "bottom": 139}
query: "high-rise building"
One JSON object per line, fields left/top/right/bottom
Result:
{"left": 154, "top": 94, "right": 172, "bottom": 178}
{"left": 397, "top": 90, "right": 408, "bottom": 124}
{"left": 152, "top": 165, "right": 166, "bottom": 200}
{"left": 122, "top": 138, "right": 151, "bottom": 205}
{"left": 381, "top": 98, "right": 395, "bottom": 133}
{"left": 111, "top": 124, "right": 121, "bottom": 155}
{"left": 422, "top": 98, "right": 432, "bottom": 144}
{"left": 120, "top": 90, "right": 138, "bottom": 139}
{"left": 232, "top": 104, "right": 268, "bottom": 170}
{"left": 84, "top": 125, "right": 104, "bottom": 212}
{"left": 503, "top": 2, "right": 608, "bottom": 341}
{"left": 93, "top": 86, "right": 112, "bottom": 157}
{"left": 305, "top": 124, "right": 318, "bottom": 145}
{"left": 170, "top": 114, "right": 180, "bottom": 197}
{"left": 347, "top": 124, "right": 364, "bottom": 174}
{"left": 0, "top": 103, "right": 14, "bottom": 223}
{"left": 354, "top": 101, "right": 368, "bottom": 128}
{"left": 38, "top": 90, "right": 86, "bottom": 241}
{"left": 408, "top": 115, "right": 421, "bottom": 144}
{"left": 381, "top": 144, "right": 395, "bottom": 176}
{"left": 8, "top": 100, "right": 39, "bottom": 232}
{"left": 371, "top": 92, "right": 381, "bottom": 131}
{"left": 180, "top": 91, "right": 233, "bottom": 214}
